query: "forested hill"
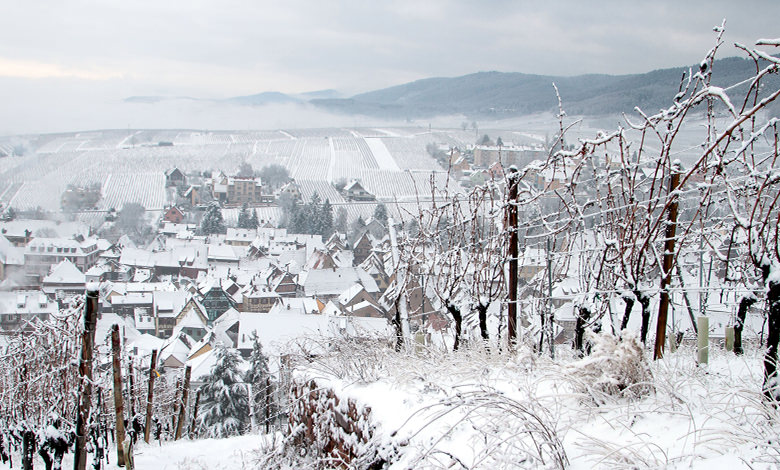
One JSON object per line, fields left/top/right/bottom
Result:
{"left": 312, "top": 55, "right": 780, "bottom": 119}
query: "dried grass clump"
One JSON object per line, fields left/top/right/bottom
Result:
{"left": 570, "top": 332, "right": 653, "bottom": 402}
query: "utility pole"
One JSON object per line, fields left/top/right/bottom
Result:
{"left": 654, "top": 163, "right": 681, "bottom": 360}
{"left": 507, "top": 166, "right": 519, "bottom": 348}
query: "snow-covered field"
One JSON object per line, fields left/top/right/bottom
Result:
{"left": 0, "top": 127, "right": 475, "bottom": 220}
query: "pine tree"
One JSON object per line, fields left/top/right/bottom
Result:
{"left": 335, "top": 207, "right": 348, "bottom": 235}
{"left": 198, "top": 345, "right": 249, "bottom": 437}
{"left": 201, "top": 202, "right": 226, "bottom": 234}
{"left": 320, "top": 199, "right": 334, "bottom": 237}
{"left": 309, "top": 192, "right": 322, "bottom": 235}
{"left": 237, "top": 203, "right": 250, "bottom": 229}
{"left": 244, "top": 332, "right": 273, "bottom": 431}
{"left": 350, "top": 215, "right": 367, "bottom": 243}
{"left": 249, "top": 209, "right": 259, "bottom": 228}
{"left": 373, "top": 203, "right": 388, "bottom": 226}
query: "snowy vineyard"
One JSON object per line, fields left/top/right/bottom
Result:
{"left": 0, "top": 289, "right": 280, "bottom": 469}
{"left": 0, "top": 127, "right": 462, "bottom": 217}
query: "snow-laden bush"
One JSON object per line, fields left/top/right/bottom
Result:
{"left": 568, "top": 332, "right": 653, "bottom": 402}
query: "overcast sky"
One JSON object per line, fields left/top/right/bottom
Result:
{"left": 0, "top": 1, "right": 778, "bottom": 133}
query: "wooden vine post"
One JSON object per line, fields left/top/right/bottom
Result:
{"left": 654, "top": 165, "right": 681, "bottom": 360}
{"left": 506, "top": 166, "right": 519, "bottom": 348}
{"left": 111, "top": 324, "right": 127, "bottom": 466}
{"left": 189, "top": 389, "right": 201, "bottom": 438}
{"left": 74, "top": 287, "right": 99, "bottom": 470}
{"left": 174, "top": 366, "right": 191, "bottom": 440}
{"left": 143, "top": 350, "right": 158, "bottom": 443}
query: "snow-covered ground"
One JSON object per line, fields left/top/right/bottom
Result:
{"left": 0, "top": 433, "right": 274, "bottom": 470}
{"left": 3, "top": 338, "right": 777, "bottom": 469}
{"left": 364, "top": 137, "right": 401, "bottom": 172}
{"left": 286, "top": 338, "right": 780, "bottom": 469}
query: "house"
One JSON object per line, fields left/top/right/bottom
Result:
{"left": 352, "top": 233, "right": 373, "bottom": 265}
{"left": 325, "top": 233, "right": 346, "bottom": 252}
{"left": 0, "top": 291, "right": 57, "bottom": 332}
{"left": 336, "top": 284, "right": 384, "bottom": 318}
{"left": 305, "top": 249, "right": 338, "bottom": 270}
{"left": 174, "top": 300, "right": 209, "bottom": 341}
{"left": 199, "top": 282, "right": 238, "bottom": 324}
{"left": 343, "top": 180, "right": 375, "bottom": 201}
{"left": 518, "top": 247, "right": 546, "bottom": 283}
{"left": 241, "top": 285, "right": 280, "bottom": 313}
{"left": 85, "top": 260, "right": 134, "bottom": 284}
{"left": 0, "top": 235, "right": 24, "bottom": 282}
{"left": 0, "top": 220, "right": 90, "bottom": 247}
{"left": 134, "top": 307, "right": 156, "bottom": 335}
{"left": 359, "top": 252, "right": 390, "bottom": 292}
{"left": 162, "top": 206, "right": 185, "bottom": 224}
{"left": 450, "top": 153, "right": 471, "bottom": 173}
{"left": 158, "top": 331, "right": 195, "bottom": 370}
{"left": 279, "top": 181, "right": 302, "bottom": 201}
{"left": 212, "top": 307, "right": 241, "bottom": 348}
{"left": 270, "top": 271, "right": 297, "bottom": 297}
{"left": 41, "top": 260, "right": 86, "bottom": 298}
{"left": 226, "top": 228, "right": 257, "bottom": 247}
{"left": 212, "top": 173, "right": 265, "bottom": 206}
{"left": 379, "top": 277, "right": 440, "bottom": 331}
{"left": 183, "top": 185, "right": 202, "bottom": 206}
{"left": 363, "top": 217, "right": 387, "bottom": 240}
{"left": 227, "top": 176, "right": 263, "bottom": 206}
{"left": 110, "top": 292, "right": 154, "bottom": 317}
{"left": 207, "top": 244, "right": 240, "bottom": 265}
{"left": 159, "top": 222, "right": 197, "bottom": 238}
{"left": 169, "top": 297, "right": 207, "bottom": 333}
{"left": 268, "top": 297, "right": 321, "bottom": 316}
{"left": 165, "top": 168, "right": 186, "bottom": 187}
{"left": 154, "top": 290, "right": 188, "bottom": 330}
{"left": 297, "top": 267, "right": 379, "bottom": 300}
{"left": 24, "top": 237, "right": 101, "bottom": 281}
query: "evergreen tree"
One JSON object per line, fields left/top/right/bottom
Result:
{"left": 249, "top": 209, "right": 259, "bottom": 228}
{"left": 244, "top": 332, "right": 273, "bottom": 431}
{"left": 198, "top": 345, "right": 249, "bottom": 437}
{"left": 309, "top": 192, "right": 322, "bottom": 235}
{"left": 373, "top": 203, "right": 388, "bottom": 226}
{"left": 320, "top": 199, "right": 334, "bottom": 237}
{"left": 201, "top": 201, "right": 226, "bottom": 234}
{"left": 406, "top": 217, "right": 420, "bottom": 237}
{"left": 237, "top": 203, "right": 251, "bottom": 229}
{"left": 350, "top": 215, "right": 366, "bottom": 242}
{"left": 335, "top": 207, "right": 348, "bottom": 235}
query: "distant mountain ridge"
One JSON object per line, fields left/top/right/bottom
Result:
{"left": 312, "top": 55, "right": 780, "bottom": 118}
{"left": 125, "top": 55, "right": 780, "bottom": 119}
